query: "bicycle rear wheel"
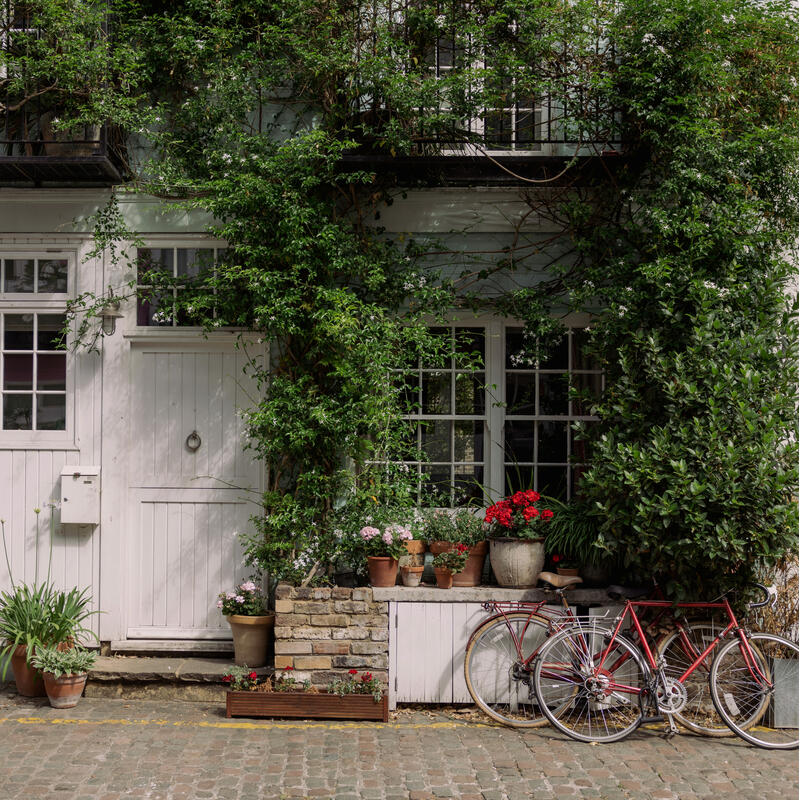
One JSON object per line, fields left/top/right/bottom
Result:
{"left": 533, "top": 625, "right": 646, "bottom": 743}
{"left": 657, "top": 622, "right": 734, "bottom": 736}
{"left": 710, "top": 633, "right": 798, "bottom": 750}
{"left": 464, "top": 612, "right": 551, "bottom": 727}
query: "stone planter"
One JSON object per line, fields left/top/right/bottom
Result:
{"left": 400, "top": 565, "right": 424, "bottom": 587}
{"left": 227, "top": 614, "right": 275, "bottom": 667}
{"left": 226, "top": 690, "right": 388, "bottom": 721}
{"left": 367, "top": 556, "right": 399, "bottom": 587}
{"left": 43, "top": 672, "right": 88, "bottom": 709}
{"left": 489, "top": 538, "right": 545, "bottom": 588}
{"left": 452, "top": 541, "right": 488, "bottom": 587}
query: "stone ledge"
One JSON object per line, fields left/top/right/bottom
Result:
{"left": 89, "top": 656, "right": 270, "bottom": 683}
{"left": 371, "top": 585, "right": 614, "bottom": 603}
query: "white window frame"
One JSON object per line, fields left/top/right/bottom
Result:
{"left": 0, "top": 250, "right": 74, "bottom": 444}
{"left": 402, "top": 314, "right": 600, "bottom": 507}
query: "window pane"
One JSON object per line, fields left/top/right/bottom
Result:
{"left": 421, "top": 465, "right": 451, "bottom": 507}
{"left": 396, "top": 372, "right": 419, "bottom": 414}
{"left": 455, "top": 372, "right": 485, "bottom": 415}
{"left": 537, "top": 466, "right": 567, "bottom": 500}
{"left": 3, "top": 314, "right": 33, "bottom": 350}
{"left": 4, "top": 260, "right": 34, "bottom": 293}
{"left": 541, "top": 335, "right": 568, "bottom": 369}
{"left": 454, "top": 328, "right": 484, "bottom": 366}
{"left": 37, "top": 259, "right": 68, "bottom": 293}
{"left": 538, "top": 421, "right": 568, "bottom": 462}
{"left": 505, "top": 465, "right": 534, "bottom": 497}
{"left": 3, "top": 394, "right": 32, "bottom": 429}
{"left": 177, "top": 248, "right": 215, "bottom": 280}
{"left": 137, "top": 248, "right": 173, "bottom": 281}
{"left": 454, "top": 468, "right": 484, "bottom": 506}
{"left": 137, "top": 292, "right": 172, "bottom": 326}
{"left": 37, "top": 315, "right": 66, "bottom": 350}
{"left": 506, "top": 373, "right": 535, "bottom": 415}
{"left": 572, "top": 373, "right": 602, "bottom": 415}
{"left": 36, "top": 394, "right": 66, "bottom": 430}
{"left": 506, "top": 328, "right": 534, "bottom": 368}
{"left": 571, "top": 329, "right": 599, "bottom": 370}
{"left": 421, "top": 419, "right": 451, "bottom": 463}
{"left": 454, "top": 420, "right": 483, "bottom": 462}
{"left": 422, "top": 372, "right": 451, "bottom": 414}
{"left": 422, "top": 327, "right": 450, "bottom": 369}
{"left": 4, "top": 354, "right": 33, "bottom": 389}
{"left": 539, "top": 373, "right": 568, "bottom": 415}
{"left": 37, "top": 354, "right": 66, "bottom": 390}
{"left": 504, "top": 421, "right": 534, "bottom": 463}
{"left": 571, "top": 432, "right": 592, "bottom": 463}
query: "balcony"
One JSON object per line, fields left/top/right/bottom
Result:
{"left": 0, "top": 115, "right": 126, "bottom": 186}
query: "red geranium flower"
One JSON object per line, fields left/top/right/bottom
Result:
{"left": 283, "top": 665, "right": 294, "bottom": 671}
{"left": 222, "top": 674, "right": 232, "bottom": 683}
{"left": 541, "top": 509, "right": 554, "bottom": 520}
{"left": 522, "top": 506, "right": 539, "bottom": 522}
{"left": 551, "top": 554, "right": 561, "bottom": 563}
{"left": 249, "top": 671, "right": 257, "bottom": 680}
{"left": 348, "top": 669, "right": 358, "bottom": 675}
{"left": 361, "top": 672, "right": 373, "bottom": 682}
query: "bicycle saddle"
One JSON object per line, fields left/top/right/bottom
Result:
{"left": 538, "top": 571, "right": 583, "bottom": 589}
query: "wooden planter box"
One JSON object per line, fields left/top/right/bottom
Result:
{"left": 226, "top": 690, "right": 389, "bottom": 722}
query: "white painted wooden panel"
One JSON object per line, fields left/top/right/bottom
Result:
{"left": 451, "top": 603, "right": 488, "bottom": 702}
{"left": 0, "top": 449, "right": 100, "bottom": 637}
{"left": 127, "top": 489, "right": 252, "bottom": 638}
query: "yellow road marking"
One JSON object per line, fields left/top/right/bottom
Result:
{"left": 0, "top": 716, "right": 496, "bottom": 731}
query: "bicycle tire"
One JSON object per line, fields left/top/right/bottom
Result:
{"left": 656, "top": 622, "right": 734, "bottom": 737}
{"left": 533, "top": 624, "right": 647, "bottom": 743}
{"left": 710, "top": 633, "right": 798, "bottom": 750}
{"left": 464, "top": 611, "right": 552, "bottom": 727}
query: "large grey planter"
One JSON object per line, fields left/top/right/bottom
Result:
{"left": 489, "top": 538, "right": 545, "bottom": 588}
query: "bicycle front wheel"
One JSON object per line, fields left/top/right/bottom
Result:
{"left": 710, "top": 633, "right": 798, "bottom": 750}
{"left": 464, "top": 612, "right": 551, "bottom": 727}
{"left": 657, "top": 622, "right": 734, "bottom": 737}
{"left": 533, "top": 625, "right": 647, "bottom": 743}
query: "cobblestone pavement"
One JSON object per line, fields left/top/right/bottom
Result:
{"left": 0, "top": 691, "right": 796, "bottom": 800}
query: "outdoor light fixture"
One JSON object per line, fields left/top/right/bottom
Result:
{"left": 99, "top": 287, "right": 124, "bottom": 336}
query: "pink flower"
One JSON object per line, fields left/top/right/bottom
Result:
{"left": 216, "top": 600, "right": 223, "bottom": 608}
{"left": 235, "top": 595, "right": 245, "bottom": 603}
{"left": 240, "top": 581, "right": 257, "bottom": 593}
{"left": 382, "top": 530, "right": 394, "bottom": 545}
{"left": 360, "top": 526, "right": 380, "bottom": 540}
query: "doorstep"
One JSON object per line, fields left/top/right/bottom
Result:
{"left": 85, "top": 656, "right": 272, "bottom": 703}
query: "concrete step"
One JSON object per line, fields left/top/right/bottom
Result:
{"left": 86, "top": 656, "right": 273, "bottom": 703}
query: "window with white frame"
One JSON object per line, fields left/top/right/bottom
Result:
{"left": 136, "top": 246, "right": 224, "bottom": 327}
{"left": 401, "top": 321, "right": 601, "bottom": 506}
{"left": 0, "top": 254, "right": 69, "bottom": 432}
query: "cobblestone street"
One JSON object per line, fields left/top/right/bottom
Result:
{"left": 0, "top": 692, "right": 796, "bottom": 800}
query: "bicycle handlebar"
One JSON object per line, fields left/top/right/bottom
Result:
{"left": 748, "top": 582, "right": 773, "bottom": 609}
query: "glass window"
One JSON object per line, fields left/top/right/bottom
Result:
{"left": 400, "top": 326, "right": 486, "bottom": 507}
{"left": 503, "top": 326, "right": 602, "bottom": 500}
{"left": 1, "top": 258, "right": 68, "bottom": 295}
{"left": 136, "top": 247, "right": 222, "bottom": 327}
{"left": 1, "top": 312, "right": 67, "bottom": 431}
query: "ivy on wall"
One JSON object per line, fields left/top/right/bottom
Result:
{"left": 5, "top": 0, "right": 796, "bottom": 595}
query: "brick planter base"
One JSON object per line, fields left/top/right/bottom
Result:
{"left": 274, "top": 584, "right": 389, "bottom": 691}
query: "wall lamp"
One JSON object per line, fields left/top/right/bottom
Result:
{"left": 99, "top": 287, "right": 124, "bottom": 336}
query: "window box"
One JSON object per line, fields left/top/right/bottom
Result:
{"left": 225, "top": 690, "right": 389, "bottom": 722}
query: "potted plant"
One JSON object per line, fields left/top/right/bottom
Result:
{"left": 30, "top": 646, "right": 97, "bottom": 708}
{"left": 217, "top": 580, "right": 274, "bottom": 667}
{"left": 358, "top": 524, "right": 412, "bottom": 587}
{"left": 0, "top": 582, "right": 98, "bottom": 697}
{"left": 399, "top": 565, "right": 424, "bottom": 587}
{"left": 224, "top": 665, "right": 389, "bottom": 721}
{"left": 422, "top": 509, "right": 487, "bottom": 586}
{"left": 485, "top": 490, "right": 554, "bottom": 587}
{"left": 432, "top": 544, "right": 470, "bottom": 589}
{"left": 551, "top": 554, "right": 580, "bottom": 577}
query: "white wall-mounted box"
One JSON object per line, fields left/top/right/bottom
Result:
{"left": 60, "top": 466, "right": 101, "bottom": 525}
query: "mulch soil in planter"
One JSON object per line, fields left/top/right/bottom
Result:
{"left": 226, "top": 690, "right": 389, "bottom": 722}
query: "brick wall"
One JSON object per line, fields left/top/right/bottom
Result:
{"left": 273, "top": 584, "right": 389, "bottom": 689}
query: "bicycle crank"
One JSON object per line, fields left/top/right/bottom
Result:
{"left": 655, "top": 677, "right": 688, "bottom": 714}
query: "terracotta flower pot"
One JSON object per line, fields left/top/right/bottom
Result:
{"left": 404, "top": 540, "right": 426, "bottom": 555}
{"left": 557, "top": 567, "right": 580, "bottom": 577}
{"left": 227, "top": 613, "right": 275, "bottom": 667}
{"left": 10, "top": 645, "right": 46, "bottom": 697}
{"left": 400, "top": 565, "right": 424, "bottom": 587}
{"left": 451, "top": 541, "right": 488, "bottom": 587}
{"left": 43, "top": 672, "right": 88, "bottom": 709}
{"left": 489, "top": 538, "right": 545, "bottom": 588}
{"left": 433, "top": 567, "right": 454, "bottom": 589}
{"left": 367, "top": 556, "right": 399, "bottom": 588}
{"left": 428, "top": 541, "right": 454, "bottom": 556}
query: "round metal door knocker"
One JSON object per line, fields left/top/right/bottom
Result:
{"left": 185, "top": 430, "right": 202, "bottom": 452}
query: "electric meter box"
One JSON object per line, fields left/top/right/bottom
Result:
{"left": 60, "top": 466, "right": 101, "bottom": 525}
